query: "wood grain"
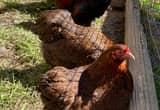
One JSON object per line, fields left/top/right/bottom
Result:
{"left": 125, "top": 0, "right": 159, "bottom": 110}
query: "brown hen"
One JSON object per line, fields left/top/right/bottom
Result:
{"left": 37, "top": 9, "right": 114, "bottom": 68}
{"left": 72, "top": 44, "right": 134, "bottom": 110}
{"left": 38, "top": 44, "right": 134, "bottom": 110}
{"left": 38, "top": 65, "right": 90, "bottom": 110}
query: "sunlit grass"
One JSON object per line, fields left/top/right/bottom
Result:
{"left": 0, "top": 0, "right": 51, "bottom": 109}
{"left": 140, "top": 0, "right": 160, "bottom": 10}
{"left": 140, "top": 0, "right": 160, "bottom": 19}
{"left": 0, "top": 73, "right": 43, "bottom": 110}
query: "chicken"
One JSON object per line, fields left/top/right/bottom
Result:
{"left": 73, "top": 44, "right": 134, "bottom": 110}
{"left": 37, "top": 9, "right": 114, "bottom": 68}
{"left": 54, "top": 0, "right": 74, "bottom": 9}
{"left": 38, "top": 65, "right": 90, "bottom": 110}
{"left": 55, "top": 0, "right": 112, "bottom": 26}
{"left": 38, "top": 44, "right": 134, "bottom": 110}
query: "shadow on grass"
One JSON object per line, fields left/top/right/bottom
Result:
{"left": 0, "top": 1, "right": 56, "bottom": 16}
{"left": 17, "top": 21, "right": 40, "bottom": 36}
{"left": 0, "top": 1, "right": 57, "bottom": 38}
{"left": 0, "top": 63, "right": 51, "bottom": 87}
{"left": 0, "top": 1, "right": 57, "bottom": 36}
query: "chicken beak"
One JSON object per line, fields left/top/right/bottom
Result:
{"left": 128, "top": 52, "right": 135, "bottom": 60}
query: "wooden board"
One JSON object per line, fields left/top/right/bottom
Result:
{"left": 125, "top": 0, "right": 159, "bottom": 110}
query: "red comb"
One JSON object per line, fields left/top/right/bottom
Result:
{"left": 124, "top": 47, "right": 129, "bottom": 53}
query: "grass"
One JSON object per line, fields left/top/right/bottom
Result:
{"left": 140, "top": 0, "right": 160, "bottom": 10}
{"left": 0, "top": 78, "right": 37, "bottom": 110}
{"left": 0, "top": 0, "right": 51, "bottom": 109}
{"left": 140, "top": 0, "right": 160, "bottom": 19}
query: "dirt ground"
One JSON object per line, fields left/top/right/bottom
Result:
{"left": 144, "top": 20, "right": 160, "bottom": 68}
{"left": 94, "top": 0, "right": 125, "bottom": 44}
{"left": 101, "top": 8, "right": 125, "bottom": 43}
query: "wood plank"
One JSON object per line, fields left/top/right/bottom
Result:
{"left": 125, "top": 0, "right": 159, "bottom": 110}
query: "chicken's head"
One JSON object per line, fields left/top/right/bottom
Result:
{"left": 111, "top": 44, "right": 135, "bottom": 63}
{"left": 37, "top": 9, "right": 74, "bottom": 43}
{"left": 38, "top": 10, "right": 72, "bottom": 25}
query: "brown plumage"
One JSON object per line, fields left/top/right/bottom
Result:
{"left": 54, "top": 0, "right": 111, "bottom": 26}
{"left": 37, "top": 9, "right": 114, "bottom": 68}
{"left": 38, "top": 65, "right": 90, "bottom": 110}
{"left": 38, "top": 44, "right": 134, "bottom": 110}
{"left": 72, "top": 44, "right": 134, "bottom": 110}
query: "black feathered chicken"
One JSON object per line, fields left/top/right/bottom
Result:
{"left": 55, "top": 0, "right": 112, "bottom": 25}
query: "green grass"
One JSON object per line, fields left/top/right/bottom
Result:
{"left": 0, "top": 26, "right": 41, "bottom": 62}
{"left": 140, "top": 0, "right": 160, "bottom": 10}
{"left": 0, "top": 78, "right": 37, "bottom": 110}
{"left": 140, "top": 0, "right": 160, "bottom": 19}
{"left": 0, "top": 0, "right": 51, "bottom": 109}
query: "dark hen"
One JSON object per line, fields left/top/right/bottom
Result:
{"left": 37, "top": 9, "right": 114, "bottom": 68}
{"left": 38, "top": 44, "right": 134, "bottom": 110}
{"left": 55, "top": 0, "right": 112, "bottom": 25}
